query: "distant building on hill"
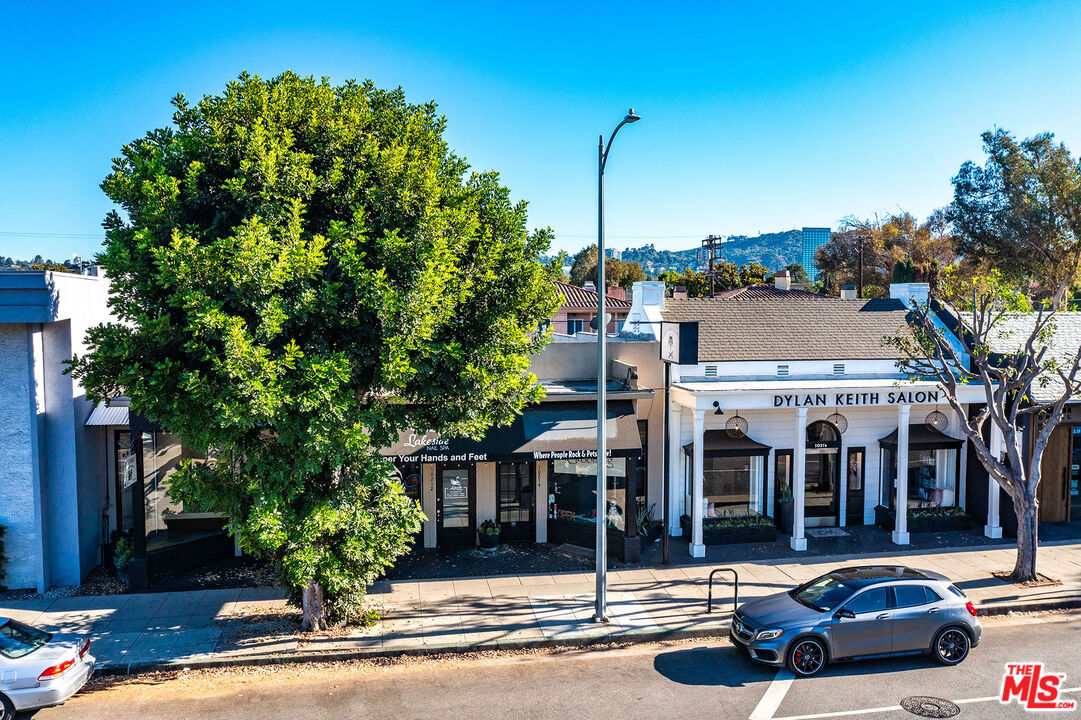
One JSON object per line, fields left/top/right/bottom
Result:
{"left": 801, "top": 227, "right": 830, "bottom": 282}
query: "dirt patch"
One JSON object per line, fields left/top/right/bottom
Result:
{"left": 991, "top": 570, "right": 1062, "bottom": 588}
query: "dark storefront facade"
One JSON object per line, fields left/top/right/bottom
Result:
{"left": 382, "top": 400, "right": 648, "bottom": 560}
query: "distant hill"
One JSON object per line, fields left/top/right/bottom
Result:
{"left": 617, "top": 230, "right": 803, "bottom": 275}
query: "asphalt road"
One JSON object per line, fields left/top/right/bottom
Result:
{"left": 28, "top": 613, "right": 1081, "bottom": 720}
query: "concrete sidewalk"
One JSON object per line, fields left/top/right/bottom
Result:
{"left": 3, "top": 541, "right": 1081, "bottom": 672}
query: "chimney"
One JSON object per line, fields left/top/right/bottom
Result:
{"left": 889, "top": 282, "right": 930, "bottom": 307}
{"left": 618, "top": 280, "right": 666, "bottom": 339}
{"left": 774, "top": 269, "right": 791, "bottom": 291}
{"left": 584, "top": 280, "right": 597, "bottom": 292}
{"left": 606, "top": 286, "right": 626, "bottom": 302}
{"left": 840, "top": 283, "right": 857, "bottom": 300}
{"left": 672, "top": 285, "right": 688, "bottom": 300}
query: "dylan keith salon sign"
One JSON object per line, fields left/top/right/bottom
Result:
{"left": 773, "top": 390, "right": 941, "bottom": 408}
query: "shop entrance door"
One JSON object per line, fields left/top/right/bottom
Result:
{"left": 1072, "top": 426, "right": 1081, "bottom": 521}
{"left": 437, "top": 465, "right": 475, "bottom": 547}
{"left": 846, "top": 447, "right": 866, "bottom": 525}
{"left": 805, "top": 449, "right": 840, "bottom": 526}
{"left": 497, "top": 462, "right": 534, "bottom": 543}
{"left": 1039, "top": 425, "right": 1071, "bottom": 522}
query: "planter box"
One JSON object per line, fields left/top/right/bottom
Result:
{"left": 548, "top": 519, "right": 642, "bottom": 562}
{"left": 875, "top": 505, "right": 973, "bottom": 533}
{"left": 680, "top": 515, "right": 778, "bottom": 545}
{"left": 776, "top": 502, "right": 794, "bottom": 535}
{"left": 478, "top": 532, "right": 499, "bottom": 550}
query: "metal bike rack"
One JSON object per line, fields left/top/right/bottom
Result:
{"left": 707, "top": 568, "right": 739, "bottom": 614}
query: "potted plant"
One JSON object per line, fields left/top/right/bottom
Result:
{"left": 776, "top": 487, "right": 794, "bottom": 535}
{"left": 113, "top": 535, "right": 134, "bottom": 583}
{"left": 478, "top": 519, "right": 500, "bottom": 550}
{"left": 636, "top": 501, "right": 662, "bottom": 543}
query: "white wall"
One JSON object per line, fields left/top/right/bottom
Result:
{"left": 683, "top": 358, "right": 900, "bottom": 379}
{"left": 0, "top": 272, "right": 113, "bottom": 589}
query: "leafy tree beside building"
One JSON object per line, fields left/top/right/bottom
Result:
{"left": 71, "top": 72, "right": 560, "bottom": 630}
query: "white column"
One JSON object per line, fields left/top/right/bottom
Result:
{"left": 422, "top": 463, "right": 437, "bottom": 548}
{"left": 690, "top": 409, "right": 706, "bottom": 558}
{"left": 766, "top": 449, "right": 775, "bottom": 517}
{"left": 668, "top": 403, "right": 683, "bottom": 536}
{"left": 985, "top": 423, "right": 1003, "bottom": 538}
{"left": 893, "top": 405, "right": 911, "bottom": 545}
{"left": 958, "top": 425, "right": 968, "bottom": 512}
{"left": 535, "top": 461, "right": 547, "bottom": 543}
{"left": 838, "top": 438, "right": 848, "bottom": 527}
{"left": 791, "top": 407, "right": 808, "bottom": 551}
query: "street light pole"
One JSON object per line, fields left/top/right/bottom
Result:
{"left": 595, "top": 108, "right": 640, "bottom": 623}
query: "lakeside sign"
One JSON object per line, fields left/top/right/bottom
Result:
{"left": 773, "top": 390, "right": 941, "bottom": 407}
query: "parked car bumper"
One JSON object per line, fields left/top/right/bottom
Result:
{"left": 7, "top": 653, "right": 95, "bottom": 711}
{"left": 729, "top": 627, "right": 788, "bottom": 667}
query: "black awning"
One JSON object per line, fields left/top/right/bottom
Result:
{"left": 878, "top": 425, "right": 964, "bottom": 451}
{"left": 382, "top": 400, "right": 641, "bottom": 463}
{"left": 684, "top": 429, "right": 772, "bottom": 457}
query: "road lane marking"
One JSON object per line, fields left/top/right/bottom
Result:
{"left": 772, "top": 687, "right": 1081, "bottom": 720}
{"left": 749, "top": 669, "right": 795, "bottom": 720}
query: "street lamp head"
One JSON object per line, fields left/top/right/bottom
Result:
{"left": 624, "top": 108, "right": 641, "bottom": 123}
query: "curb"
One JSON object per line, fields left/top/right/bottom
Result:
{"left": 94, "top": 625, "right": 729, "bottom": 677}
{"left": 93, "top": 596, "right": 1081, "bottom": 677}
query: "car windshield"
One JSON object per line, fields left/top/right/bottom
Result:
{"left": 0, "top": 619, "right": 52, "bottom": 659}
{"left": 791, "top": 574, "right": 861, "bottom": 611}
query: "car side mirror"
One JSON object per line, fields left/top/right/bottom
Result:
{"left": 834, "top": 608, "right": 855, "bottom": 620}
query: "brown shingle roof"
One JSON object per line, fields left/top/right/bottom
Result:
{"left": 660, "top": 293, "right": 911, "bottom": 362}
{"left": 713, "top": 284, "right": 822, "bottom": 300}
{"left": 555, "top": 281, "right": 632, "bottom": 310}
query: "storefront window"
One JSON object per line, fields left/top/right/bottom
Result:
{"left": 393, "top": 462, "right": 423, "bottom": 504}
{"left": 547, "top": 457, "right": 628, "bottom": 530}
{"left": 703, "top": 455, "right": 765, "bottom": 518}
{"left": 880, "top": 447, "right": 959, "bottom": 509}
{"left": 141, "top": 432, "right": 209, "bottom": 545}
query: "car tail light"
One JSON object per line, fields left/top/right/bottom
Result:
{"left": 38, "top": 657, "right": 75, "bottom": 681}
{"left": 79, "top": 638, "right": 91, "bottom": 658}
{"left": 965, "top": 601, "right": 978, "bottom": 617}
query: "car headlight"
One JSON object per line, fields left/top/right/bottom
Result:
{"left": 755, "top": 628, "right": 784, "bottom": 641}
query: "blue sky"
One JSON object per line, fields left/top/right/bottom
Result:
{"left": 3, "top": 1, "right": 1081, "bottom": 261}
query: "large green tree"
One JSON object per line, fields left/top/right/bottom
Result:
{"left": 948, "top": 129, "right": 1081, "bottom": 309}
{"left": 71, "top": 72, "right": 560, "bottom": 629}
{"left": 816, "top": 213, "right": 956, "bottom": 297}
{"left": 567, "top": 243, "right": 646, "bottom": 290}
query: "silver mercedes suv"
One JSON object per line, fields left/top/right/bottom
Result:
{"left": 729, "top": 566, "right": 982, "bottom": 676}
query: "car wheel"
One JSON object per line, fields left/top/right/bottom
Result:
{"left": 0, "top": 693, "right": 14, "bottom": 720}
{"left": 933, "top": 627, "right": 970, "bottom": 665}
{"left": 787, "top": 637, "right": 827, "bottom": 677}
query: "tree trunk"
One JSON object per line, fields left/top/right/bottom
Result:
{"left": 1011, "top": 494, "right": 1039, "bottom": 583}
{"left": 300, "top": 578, "right": 328, "bottom": 632}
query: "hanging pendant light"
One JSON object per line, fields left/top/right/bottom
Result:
{"left": 826, "top": 412, "right": 849, "bottom": 434}
{"left": 725, "top": 411, "right": 749, "bottom": 438}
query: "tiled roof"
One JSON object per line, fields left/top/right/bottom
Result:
{"left": 660, "top": 293, "right": 911, "bottom": 362}
{"left": 555, "top": 281, "right": 632, "bottom": 309}
{"left": 985, "top": 312, "right": 1081, "bottom": 403}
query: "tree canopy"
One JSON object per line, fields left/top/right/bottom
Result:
{"left": 71, "top": 71, "right": 560, "bottom": 628}
{"left": 567, "top": 244, "right": 646, "bottom": 289}
{"left": 948, "top": 129, "right": 1081, "bottom": 308}
{"left": 815, "top": 213, "right": 957, "bottom": 297}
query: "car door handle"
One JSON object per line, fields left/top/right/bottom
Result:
{"left": 876, "top": 613, "right": 890, "bottom": 620}
{"left": 927, "top": 608, "right": 940, "bottom": 614}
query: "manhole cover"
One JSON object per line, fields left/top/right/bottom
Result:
{"left": 900, "top": 696, "right": 960, "bottom": 718}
